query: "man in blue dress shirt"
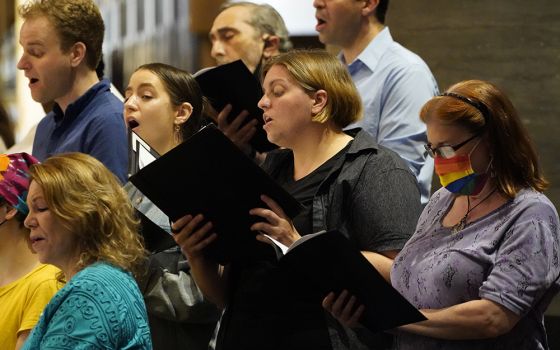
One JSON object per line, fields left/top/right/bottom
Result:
{"left": 17, "top": 0, "right": 127, "bottom": 183}
{"left": 314, "top": 0, "right": 438, "bottom": 204}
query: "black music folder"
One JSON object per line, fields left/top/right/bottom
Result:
{"left": 278, "top": 230, "right": 426, "bottom": 334}
{"left": 194, "top": 60, "right": 277, "bottom": 153}
{"left": 129, "top": 124, "right": 302, "bottom": 263}
{"left": 129, "top": 125, "right": 423, "bottom": 332}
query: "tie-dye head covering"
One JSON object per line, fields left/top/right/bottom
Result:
{"left": 0, "top": 153, "right": 39, "bottom": 215}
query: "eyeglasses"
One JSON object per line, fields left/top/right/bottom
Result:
{"left": 424, "top": 134, "right": 479, "bottom": 159}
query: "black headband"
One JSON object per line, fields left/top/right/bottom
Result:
{"left": 440, "top": 92, "right": 490, "bottom": 120}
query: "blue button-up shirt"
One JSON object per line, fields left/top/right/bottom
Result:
{"left": 343, "top": 27, "right": 439, "bottom": 204}
{"left": 32, "top": 79, "right": 128, "bottom": 183}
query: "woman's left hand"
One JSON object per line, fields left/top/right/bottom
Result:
{"left": 323, "top": 290, "right": 365, "bottom": 328}
{"left": 249, "top": 194, "right": 301, "bottom": 247}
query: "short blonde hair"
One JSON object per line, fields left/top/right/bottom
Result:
{"left": 18, "top": 0, "right": 104, "bottom": 70}
{"left": 29, "top": 153, "right": 146, "bottom": 278}
{"left": 262, "top": 49, "right": 362, "bottom": 130}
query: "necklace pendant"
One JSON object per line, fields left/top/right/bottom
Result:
{"left": 451, "top": 217, "right": 467, "bottom": 234}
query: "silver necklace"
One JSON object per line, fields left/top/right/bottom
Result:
{"left": 451, "top": 188, "right": 497, "bottom": 234}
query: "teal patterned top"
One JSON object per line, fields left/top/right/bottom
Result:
{"left": 22, "top": 262, "right": 152, "bottom": 349}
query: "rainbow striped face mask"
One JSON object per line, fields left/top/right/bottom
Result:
{"left": 434, "top": 140, "right": 490, "bottom": 196}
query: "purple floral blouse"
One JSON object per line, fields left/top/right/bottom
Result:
{"left": 391, "top": 188, "right": 560, "bottom": 349}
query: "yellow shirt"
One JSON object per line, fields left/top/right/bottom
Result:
{"left": 0, "top": 264, "right": 61, "bottom": 350}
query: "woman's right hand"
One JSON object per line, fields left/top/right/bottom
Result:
{"left": 217, "top": 104, "right": 257, "bottom": 153}
{"left": 322, "top": 290, "right": 365, "bottom": 328}
{"left": 171, "top": 214, "right": 217, "bottom": 261}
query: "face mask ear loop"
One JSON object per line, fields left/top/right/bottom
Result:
{"left": 468, "top": 138, "right": 482, "bottom": 157}
{"left": 486, "top": 156, "right": 495, "bottom": 177}
{"left": 466, "top": 137, "right": 490, "bottom": 177}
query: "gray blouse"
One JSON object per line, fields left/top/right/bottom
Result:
{"left": 391, "top": 188, "right": 560, "bottom": 349}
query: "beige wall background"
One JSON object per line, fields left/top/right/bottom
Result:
{"left": 385, "top": 0, "right": 560, "bottom": 210}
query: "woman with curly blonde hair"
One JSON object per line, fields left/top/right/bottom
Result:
{"left": 21, "top": 152, "right": 152, "bottom": 349}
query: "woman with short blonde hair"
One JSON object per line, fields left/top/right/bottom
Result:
{"left": 173, "top": 49, "right": 421, "bottom": 349}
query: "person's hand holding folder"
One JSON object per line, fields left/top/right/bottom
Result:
{"left": 172, "top": 214, "right": 217, "bottom": 261}
{"left": 250, "top": 194, "right": 302, "bottom": 248}
{"left": 128, "top": 124, "right": 303, "bottom": 264}
{"left": 322, "top": 289, "right": 366, "bottom": 328}
{"left": 216, "top": 104, "right": 257, "bottom": 156}
{"left": 194, "top": 60, "right": 277, "bottom": 153}
{"left": 170, "top": 213, "right": 228, "bottom": 309}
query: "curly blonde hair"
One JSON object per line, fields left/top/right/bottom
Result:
{"left": 29, "top": 153, "right": 147, "bottom": 278}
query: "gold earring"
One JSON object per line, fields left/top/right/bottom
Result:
{"left": 174, "top": 124, "right": 182, "bottom": 143}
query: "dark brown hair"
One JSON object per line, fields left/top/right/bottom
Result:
{"left": 375, "top": 0, "right": 390, "bottom": 24}
{"left": 134, "top": 63, "right": 212, "bottom": 141}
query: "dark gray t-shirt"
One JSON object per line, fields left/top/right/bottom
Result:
{"left": 263, "top": 129, "right": 421, "bottom": 254}
{"left": 391, "top": 188, "right": 560, "bottom": 350}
